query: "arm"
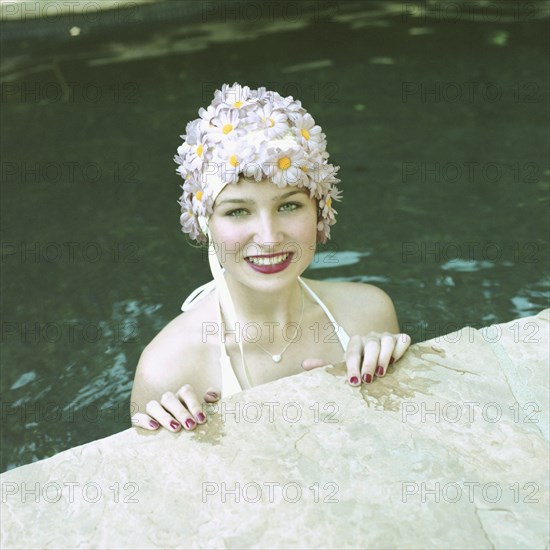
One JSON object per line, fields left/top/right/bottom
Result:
{"left": 130, "top": 315, "right": 221, "bottom": 433}
{"left": 302, "top": 282, "right": 411, "bottom": 384}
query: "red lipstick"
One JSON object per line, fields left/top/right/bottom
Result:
{"left": 245, "top": 252, "right": 294, "bottom": 274}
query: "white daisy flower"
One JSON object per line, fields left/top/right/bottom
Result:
{"left": 214, "top": 139, "right": 256, "bottom": 185}
{"left": 283, "top": 96, "right": 304, "bottom": 114}
{"left": 272, "top": 93, "right": 290, "bottom": 111}
{"left": 175, "top": 141, "right": 190, "bottom": 160}
{"left": 198, "top": 105, "right": 217, "bottom": 132}
{"left": 291, "top": 113, "right": 325, "bottom": 150}
{"left": 250, "top": 86, "right": 268, "bottom": 101}
{"left": 182, "top": 118, "right": 201, "bottom": 144}
{"left": 253, "top": 87, "right": 286, "bottom": 105}
{"left": 184, "top": 132, "right": 209, "bottom": 173}
{"left": 178, "top": 191, "right": 201, "bottom": 239}
{"left": 319, "top": 194, "right": 337, "bottom": 222}
{"left": 329, "top": 185, "right": 343, "bottom": 203}
{"left": 206, "top": 108, "right": 243, "bottom": 143}
{"left": 246, "top": 103, "right": 288, "bottom": 139}
{"left": 241, "top": 144, "right": 264, "bottom": 181}
{"left": 191, "top": 189, "right": 211, "bottom": 217}
{"left": 317, "top": 217, "right": 334, "bottom": 243}
{"left": 262, "top": 145, "right": 308, "bottom": 188}
{"left": 296, "top": 156, "right": 322, "bottom": 196}
{"left": 183, "top": 176, "right": 213, "bottom": 218}
{"left": 176, "top": 164, "right": 188, "bottom": 180}
{"left": 309, "top": 162, "right": 341, "bottom": 198}
{"left": 179, "top": 208, "right": 198, "bottom": 236}
{"left": 213, "top": 83, "right": 254, "bottom": 110}
{"left": 174, "top": 142, "right": 191, "bottom": 178}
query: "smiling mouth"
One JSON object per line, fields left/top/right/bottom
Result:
{"left": 245, "top": 252, "right": 292, "bottom": 266}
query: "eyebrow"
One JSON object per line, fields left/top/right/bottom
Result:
{"left": 216, "top": 189, "right": 307, "bottom": 206}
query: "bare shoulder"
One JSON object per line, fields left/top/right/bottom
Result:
{"left": 301, "top": 278, "right": 400, "bottom": 334}
{"left": 130, "top": 292, "right": 219, "bottom": 411}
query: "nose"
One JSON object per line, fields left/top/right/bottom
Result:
{"left": 254, "top": 211, "right": 283, "bottom": 249}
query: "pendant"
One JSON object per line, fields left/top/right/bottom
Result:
{"left": 272, "top": 354, "right": 282, "bottom": 363}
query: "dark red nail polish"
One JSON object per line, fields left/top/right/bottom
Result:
{"left": 364, "top": 373, "right": 372, "bottom": 384}
{"left": 170, "top": 420, "right": 181, "bottom": 430}
{"left": 389, "top": 356, "right": 395, "bottom": 365}
{"left": 197, "top": 412, "right": 206, "bottom": 422}
{"left": 350, "top": 376, "right": 359, "bottom": 385}
{"left": 376, "top": 366, "right": 384, "bottom": 376}
{"left": 186, "top": 418, "right": 196, "bottom": 429}
{"left": 149, "top": 419, "right": 159, "bottom": 429}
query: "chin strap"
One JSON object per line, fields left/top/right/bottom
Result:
{"left": 199, "top": 217, "right": 253, "bottom": 397}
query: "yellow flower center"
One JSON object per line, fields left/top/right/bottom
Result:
{"left": 196, "top": 144, "right": 203, "bottom": 157}
{"left": 222, "top": 124, "right": 233, "bottom": 135}
{"left": 301, "top": 129, "right": 310, "bottom": 140}
{"left": 326, "top": 197, "right": 332, "bottom": 209}
{"left": 301, "top": 165, "right": 309, "bottom": 172}
{"left": 196, "top": 191, "right": 203, "bottom": 201}
{"left": 233, "top": 101, "right": 243, "bottom": 108}
{"left": 229, "top": 154, "right": 238, "bottom": 167}
{"left": 269, "top": 117, "right": 275, "bottom": 127}
{"left": 278, "top": 157, "right": 291, "bottom": 170}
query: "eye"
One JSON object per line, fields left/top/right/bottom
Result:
{"left": 226, "top": 208, "right": 248, "bottom": 217}
{"left": 279, "top": 202, "right": 301, "bottom": 212}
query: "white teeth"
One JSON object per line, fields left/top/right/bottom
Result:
{"left": 248, "top": 253, "right": 289, "bottom": 266}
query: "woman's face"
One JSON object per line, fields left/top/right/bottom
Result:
{"left": 208, "top": 178, "right": 318, "bottom": 291}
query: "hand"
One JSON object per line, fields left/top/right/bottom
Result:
{"left": 131, "top": 384, "right": 221, "bottom": 432}
{"left": 302, "top": 332, "right": 411, "bottom": 386}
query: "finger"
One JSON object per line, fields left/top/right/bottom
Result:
{"left": 301, "top": 358, "right": 327, "bottom": 371}
{"left": 145, "top": 400, "right": 182, "bottom": 432}
{"left": 375, "top": 333, "right": 397, "bottom": 377}
{"left": 204, "top": 386, "right": 221, "bottom": 403}
{"left": 160, "top": 389, "right": 197, "bottom": 430}
{"left": 392, "top": 333, "right": 412, "bottom": 362}
{"left": 131, "top": 412, "right": 160, "bottom": 431}
{"left": 176, "top": 384, "right": 205, "bottom": 426}
{"left": 345, "top": 335, "right": 363, "bottom": 386}
{"left": 360, "top": 335, "right": 380, "bottom": 384}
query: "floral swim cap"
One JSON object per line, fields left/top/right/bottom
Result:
{"left": 174, "top": 83, "right": 342, "bottom": 243}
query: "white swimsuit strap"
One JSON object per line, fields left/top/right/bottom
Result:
{"left": 181, "top": 278, "right": 217, "bottom": 312}
{"left": 181, "top": 275, "right": 349, "bottom": 398}
{"left": 298, "top": 277, "right": 350, "bottom": 351}
{"left": 181, "top": 272, "right": 243, "bottom": 397}
{"left": 215, "top": 288, "right": 243, "bottom": 397}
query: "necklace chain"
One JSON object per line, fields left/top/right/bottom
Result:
{"left": 253, "top": 285, "right": 305, "bottom": 363}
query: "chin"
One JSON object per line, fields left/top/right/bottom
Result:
{"left": 227, "top": 258, "right": 305, "bottom": 292}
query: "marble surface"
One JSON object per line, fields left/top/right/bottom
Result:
{"left": 1, "top": 310, "right": 549, "bottom": 549}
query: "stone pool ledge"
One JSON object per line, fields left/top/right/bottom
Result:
{"left": 2, "top": 309, "right": 549, "bottom": 549}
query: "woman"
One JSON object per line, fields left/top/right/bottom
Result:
{"left": 130, "top": 83, "right": 411, "bottom": 432}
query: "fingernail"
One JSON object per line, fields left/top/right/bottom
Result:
{"left": 185, "top": 418, "right": 196, "bottom": 429}
{"left": 350, "top": 376, "right": 359, "bottom": 385}
{"left": 197, "top": 412, "right": 206, "bottom": 423}
{"left": 170, "top": 420, "right": 180, "bottom": 430}
{"left": 376, "top": 366, "right": 384, "bottom": 376}
{"left": 362, "top": 373, "right": 372, "bottom": 384}
{"left": 389, "top": 356, "right": 395, "bottom": 365}
{"left": 149, "top": 419, "right": 160, "bottom": 429}
{"left": 207, "top": 391, "right": 218, "bottom": 400}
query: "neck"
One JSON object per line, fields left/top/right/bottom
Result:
{"left": 221, "top": 274, "right": 304, "bottom": 327}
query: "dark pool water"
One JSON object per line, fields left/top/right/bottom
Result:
{"left": 1, "top": 0, "right": 549, "bottom": 472}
